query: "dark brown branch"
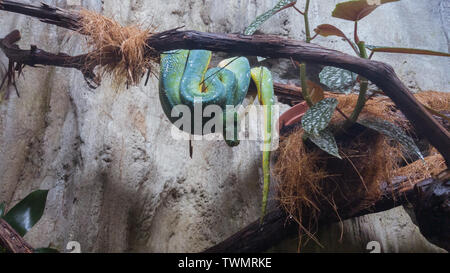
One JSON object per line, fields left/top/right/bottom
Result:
{"left": 0, "top": 30, "right": 87, "bottom": 70}
{"left": 273, "top": 82, "right": 304, "bottom": 105}
{"left": 0, "top": 218, "right": 34, "bottom": 253}
{"left": 0, "top": 29, "right": 303, "bottom": 99}
{"left": 413, "top": 173, "right": 450, "bottom": 251}
{"left": 0, "top": 0, "right": 81, "bottom": 30}
{"left": 0, "top": 30, "right": 100, "bottom": 88}
{"left": 204, "top": 175, "right": 449, "bottom": 253}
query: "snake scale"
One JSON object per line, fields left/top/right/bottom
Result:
{"left": 159, "top": 49, "right": 274, "bottom": 220}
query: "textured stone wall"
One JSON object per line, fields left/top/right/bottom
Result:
{"left": 0, "top": 0, "right": 447, "bottom": 252}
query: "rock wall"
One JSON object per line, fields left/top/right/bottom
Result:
{"left": 0, "top": 0, "right": 447, "bottom": 252}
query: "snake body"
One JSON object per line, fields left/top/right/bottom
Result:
{"left": 159, "top": 49, "right": 274, "bottom": 219}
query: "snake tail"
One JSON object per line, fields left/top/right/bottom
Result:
{"left": 250, "top": 66, "right": 274, "bottom": 223}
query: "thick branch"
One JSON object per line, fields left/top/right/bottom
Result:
{"left": 0, "top": 30, "right": 303, "bottom": 99}
{"left": 413, "top": 174, "right": 450, "bottom": 251}
{"left": 203, "top": 175, "right": 448, "bottom": 253}
{"left": 0, "top": 218, "right": 34, "bottom": 253}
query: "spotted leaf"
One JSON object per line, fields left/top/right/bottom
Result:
{"left": 244, "top": 0, "right": 297, "bottom": 35}
{"left": 319, "top": 66, "right": 357, "bottom": 94}
{"left": 358, "top": 118, "right": 423, "bottom": 160}
{"left": 302, "top": 98, "right": 338, "bottom": 136}
{"left": 307, "top": 129, "right": 342, "bottom": 159}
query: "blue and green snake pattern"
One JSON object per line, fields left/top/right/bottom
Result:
{"left": 159, "top": 49, "right": 274, "bottom": 220}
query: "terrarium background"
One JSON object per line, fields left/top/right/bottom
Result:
{"left": 0, "top": 0, "right": 448, "bottom": 252}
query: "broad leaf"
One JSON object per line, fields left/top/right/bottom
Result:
{"left": 244, "top": 0, "right": 297, "bottom": 35}
{"left": 3, "top": 190, "right": 49, "bottom": 237}
{"left": 319, "top": 66, "right": 357, "bottom": 94}
{"left": 302, "top": 98, "right": 338, "bottom": 135}
{"left": 307, "top": 80, "right": 325, "bottom": 104}
{"left": 366, "top": 45, "right": 450, "bottom": 57}
{"left": 314, "top": 24, "right": 347, "bottom": 39}
{"left": 358, "top": 118, "right": 423, "bottom": 160}
{"left": 34, "top": 248, "right": 59, "bottom": 253}
{"left": 307, "top": 129, "right": 342, "bottom": 159}
{"left": 332, "top": 0, "right": 400, "bottom": 21}
{"left": 0, "top": 202, "right": 5, "bottom": 217}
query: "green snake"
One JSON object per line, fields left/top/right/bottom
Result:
{"left": 159, "top": 49, "right": 274, "bottom": 220}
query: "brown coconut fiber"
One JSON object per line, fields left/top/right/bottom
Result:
{"left": 273, "top": 91, "right": 448, "bottom": 249}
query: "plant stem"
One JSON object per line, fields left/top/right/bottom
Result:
{"left": 304, "top": 0, "right": 311, "bottom": 43}
{"left": 293, "top": 6, "right": 304, "bottom": 15}
{"left": 300, "top": 0, "right": 313, "bottom": 106}
{"left": 354, "top": 21, "right": 360, "bottom": 44}
{"left": 347, "top": 41, "right": 369, "bottom": 125}
{"left": 300, "top": 63, "right": 313, "bottom": 106}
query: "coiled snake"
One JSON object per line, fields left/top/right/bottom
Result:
{"left": 159, "top": 49, "right": 274, "bottom": 219}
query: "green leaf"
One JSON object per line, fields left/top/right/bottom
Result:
{"left": 3, "top": 190, "right": 49, "bottom": 237}
{"left": 244, "top": 0, "right": 297, "bottom": 35}
{"left": 358, "top": 118, "right": 423, "bottom": 160}
{"left": 34, "top": 248, "right": 59, "bottom": 253}
{"left": 366, "top": 45, "right": 450, "bottom": 57}
{"left": 302, "top": 98, "right": 338, "bottom": 135}
{"left": 307, "top": 129, "right": 342, "bottom": 159}
{"left": 0, "top": 202, "right": 5, "bottom": 217}
{"left": 319, "top": 66, "right": 357, "bottom": 94}
{"left": 332, "top": 0, "right": 400, "bottom": 21}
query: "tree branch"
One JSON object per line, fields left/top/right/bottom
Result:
{"left": 0, "top": 218, "right": 34, "bottom": 253}
{"left": 0, "top": 29, "right": 303, "bottom": 99}
{"left": 0, "top": 29, "right": 100, "bottom": 88}
{"left": 0, "top": 0, "right": 80, "bottom": 30}
{"left": 203, "top": 175, "right": 449, "bottom": 253}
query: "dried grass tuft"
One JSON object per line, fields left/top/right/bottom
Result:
{"left": 79, "top": 9, "right": 157, "bottom": 86}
